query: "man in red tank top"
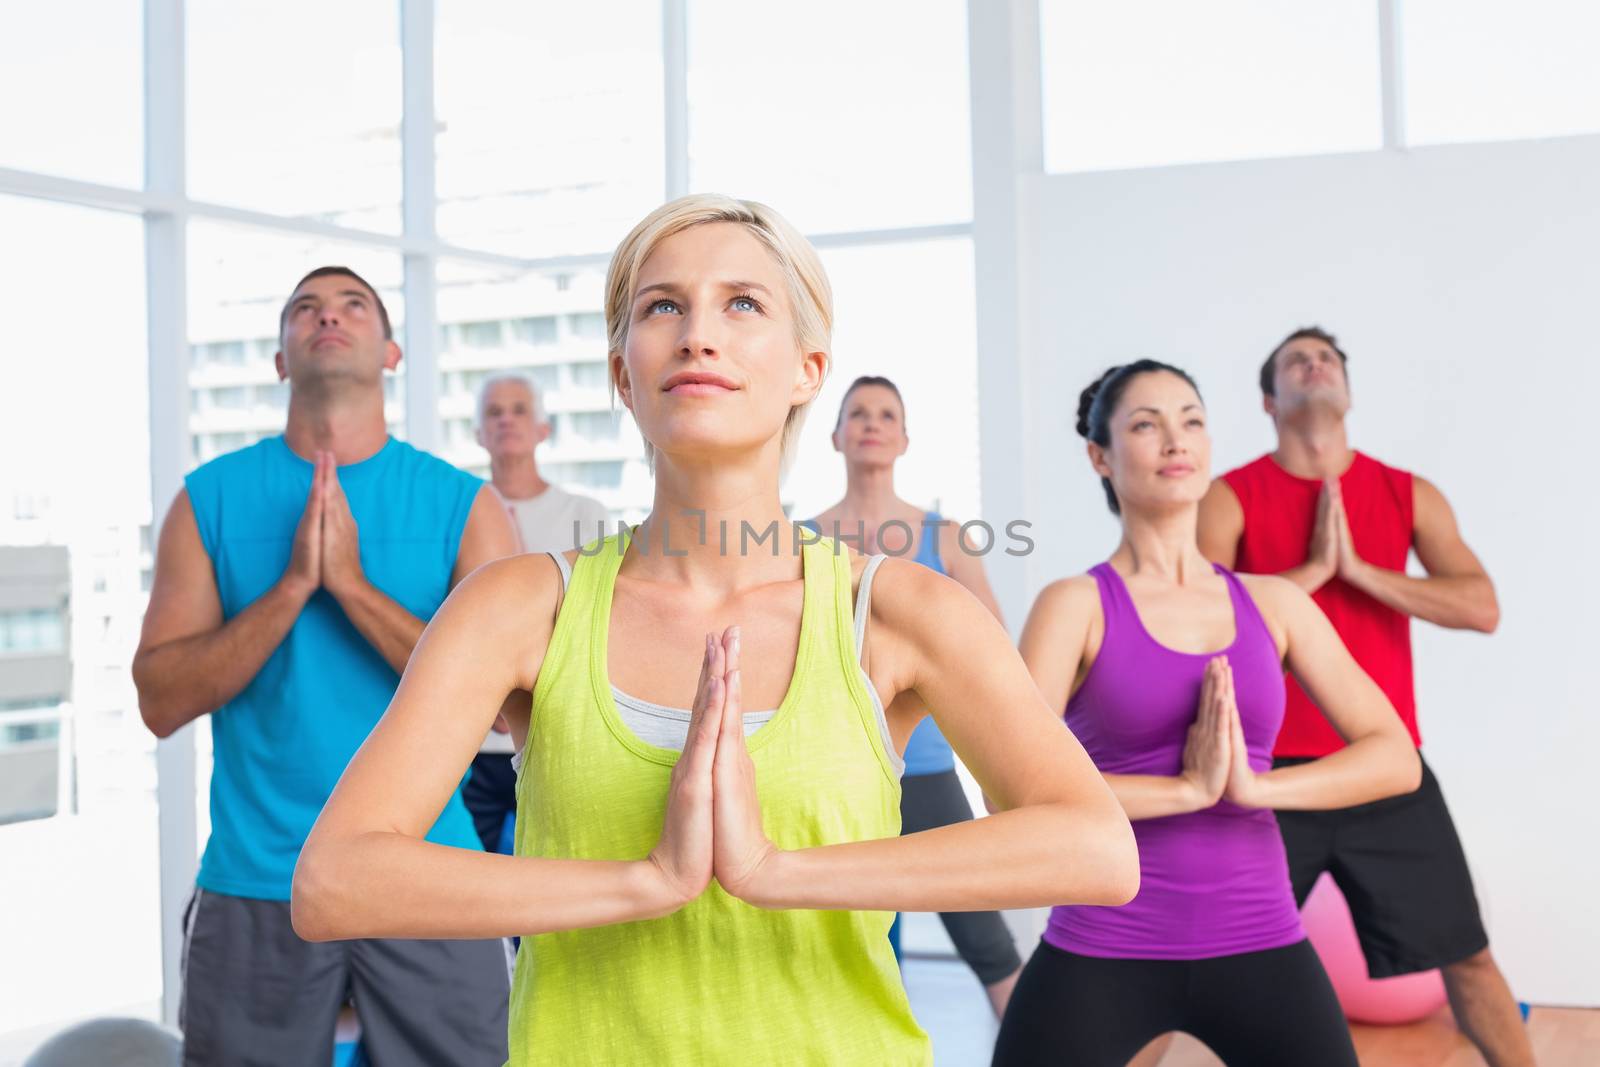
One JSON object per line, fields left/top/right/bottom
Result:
{"left": 1199, "top": 327, "right": 1532, "bottom": 1067}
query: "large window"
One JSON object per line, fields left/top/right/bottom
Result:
{"left": 435, "top": 0, "right": 665, "bottom": 258}
{"left": 1404, "top": 0, "right": 1600, "bottom": 145}
{"left": 1037, "top": 0, "right": 1600, "bottom": 169}
{"left": 0, "top": 3, "right": 143, "bottom": 186}
{"left": 0, "top": 610, "right": 68, "bottom": 655}
{"left": 688, "top": 0, "right": 972, "bottom": 233}
{"left": 0, "top": 195, "right": 160, "bottom": 1038}
{"left": 1038, "top": 0, "right": 1383, "bottom": 172}
{"left": 187, "top": 0, "right": 403, "bottom": 232}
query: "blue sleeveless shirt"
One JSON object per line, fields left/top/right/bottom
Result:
{"left": 185, "top": 435, "right": 484, "bottom": 899}
{"left": 900, "top": 513, "right": 956, "bottom": 775}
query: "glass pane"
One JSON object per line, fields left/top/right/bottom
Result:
{"left": 1040, "top": 0, "right": 1383, "bottom": 173}
{"left": 1404, "top": 0, "right": 1600, "bottom": 145}
{"left": 436, "top": 260, "right": 642, "bottom": 512}
{"left": 436, "top": 0, "right": 665, "bottom": 257}
{"left": 188, "top": 223, "right": 407, "bottom": 470}
{"left": 785, "top": 238, "right": 981, "bottom": 523}
{"left": 0, "top": 196, "right": 161, "bottom": 1043}
{"left": 689, "top": 0, "right": 972, "bottom": 233}
{"left": 187, "top": 0, "right": 403, "bottom": 232}
{"left": 0, "top": 1, "right": 142, "bottom": 186}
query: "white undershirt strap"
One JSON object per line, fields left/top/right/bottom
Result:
{"left": 853, "top": 554, "right": 888, "bottom": 658}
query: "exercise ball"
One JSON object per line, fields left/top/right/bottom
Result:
{"left": 24, "top": 1017, "right": 180, "bottom": 1067}
{"left": 1301, "top": 872, "right": 1447, "bottom": 1024}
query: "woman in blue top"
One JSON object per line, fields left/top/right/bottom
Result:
{"left": 807, "top": 375, "right": 1023, "bottom": 1016}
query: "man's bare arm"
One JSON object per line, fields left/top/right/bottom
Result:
{"left": 1338, "top": 476, "right": 1499, "bottom": 632}
{"left": 133, "top": 490, "right": 316, "bottom": 738}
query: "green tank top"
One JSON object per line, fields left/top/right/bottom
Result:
{"left": 507, "top": 529, "right": 930, "bottom": 1065}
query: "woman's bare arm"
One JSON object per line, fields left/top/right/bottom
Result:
{"left": 291, "top": 553, "right": 706, "bottom": 941}
{"left": 939, "top": 519, "right": 1005, "bottom": 625}
{"left": 736, "top": 561, "right": 1139, "bottom": 912}
{"left": 1226, "top": 575, "right": 1421, "bottom": 810}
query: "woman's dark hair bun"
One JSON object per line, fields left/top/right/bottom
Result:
{"left": 1076, "top": 366, "right": 1122, "bottom": 440}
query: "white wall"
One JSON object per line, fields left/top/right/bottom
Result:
{"left": 1001, "top": 134, "right": 1600, "bottom": 1006}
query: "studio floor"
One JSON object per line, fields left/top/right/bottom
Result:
{"left": 3, "top": 910, "right": 1590, "bottom": 1065}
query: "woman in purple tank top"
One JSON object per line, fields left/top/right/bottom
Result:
{"left": 992, "top": 362, "right": 1420, "bottom": 1067}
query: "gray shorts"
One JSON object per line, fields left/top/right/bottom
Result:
{"left": 179, "top": 888, "right": 510, "bottom": 1067}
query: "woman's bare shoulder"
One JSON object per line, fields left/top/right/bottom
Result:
{"left": 865, "top": 555, "right": 985, "bottom": 630}
{"left": 443, "top": 552, "right": 565, "bottom": 638}
{"left": 1033, "top": 573, "right": 1102, "bottom": 614}
{"left": 440, "top": 552, "right": 567, "bottom": 690}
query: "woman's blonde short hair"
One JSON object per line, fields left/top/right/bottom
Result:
{"left": 604, "top": 194, "right": 833, "bottom": 477}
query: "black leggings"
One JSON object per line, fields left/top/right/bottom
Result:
{"left": 991, "top": 939, "right": 1357, "bottom": 1067}
{"left": 901, "top": 770, "right": 1023, "bottom": 985}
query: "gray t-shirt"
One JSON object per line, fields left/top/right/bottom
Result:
{"left": 501, "top": 484, "right": 611, "bottom": 554}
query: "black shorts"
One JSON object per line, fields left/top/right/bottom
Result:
{"left": 992, "top": 939, "right": 1356, "bottom": 1067}
{"left": 1274, "top": 753, "right": 1488, "bottom": 978}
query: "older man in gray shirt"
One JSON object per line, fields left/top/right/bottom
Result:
{"left": 462, "top": 372, "right": 609, "bottom": 853}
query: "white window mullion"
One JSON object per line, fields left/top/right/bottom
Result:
{"left": 143, "top": 0, "right": 196, "bottom": 1030}
{"left": 1378, "top": 0, "right": 1407, "bottom": 150}
{"left": 663, "top": 0, "right": 689, "bottom": 200}
{"left": 401, "top": 0, "right": 441, "bottom": 451}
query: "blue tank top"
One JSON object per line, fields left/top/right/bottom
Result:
{"left": 185, "top": 435, "right": 485, "bottom": 899}
{"left": 801, "top": 511, "right": 955, "bottom": 776}
{"left": 901, "top": 513, "right": 956, "bottom": 775}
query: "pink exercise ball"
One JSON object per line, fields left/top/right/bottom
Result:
{"left": 1301, "top": 872, "right": 1447, "bottom": 1024}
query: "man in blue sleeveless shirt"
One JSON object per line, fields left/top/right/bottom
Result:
{"left": 134, "top": 267, "right": 519, "bottom": 1066}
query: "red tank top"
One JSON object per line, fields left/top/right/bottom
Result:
{"left": 1222, "top": 452, "right": 1419, "bottom": 757}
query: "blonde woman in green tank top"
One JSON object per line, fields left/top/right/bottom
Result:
{"left": 294, "top": 195, "right": 1138, "bottom": 1066}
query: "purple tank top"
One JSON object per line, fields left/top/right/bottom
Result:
{"left": 1044, "top": 562, "right": 1305, "bottom": 960}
